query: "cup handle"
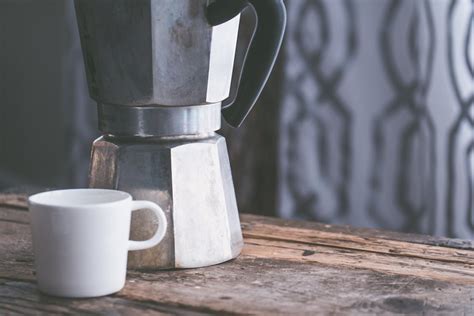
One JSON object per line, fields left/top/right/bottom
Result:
{"left": 128, "top": 201, "right": 168, "bottom": 251}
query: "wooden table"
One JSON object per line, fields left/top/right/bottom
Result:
{"left": 1, "top": 194, "right": 473, "bottom": 315}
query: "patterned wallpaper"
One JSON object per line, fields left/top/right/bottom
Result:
{"left": 278, "top": 0, "right": 473, "bottom": 238}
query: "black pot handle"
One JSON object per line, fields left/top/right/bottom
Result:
{"left": 207, "top": 0, "right": 287, "bottom": 127}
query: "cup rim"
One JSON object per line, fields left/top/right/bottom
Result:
{"left": 28, "top": 189, "right": 132, "bottom": 209}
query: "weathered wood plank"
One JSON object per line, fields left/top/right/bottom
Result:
{"left": 243, "top": 214, "right": 474, "bottom": 250}
{"left": 244, "top": 238, "right": 474, "bottom": 285}
{"left": 3, "top": 194, "right": 472, "bottom": 250}
{"left": 2, "top": 205, "right": 472, "bottom": 285}
{"left": 0, "top": 279, "right": 210, "bottom": 315}
{"left": 243, "top": 217, "right": 474, "bottom": 265}
{"left": 0, "top": 196, "right": 473, "bottom": 314}
{"left": 119, "top": 259, "right": 473, "bottom": 315}
{"left": 0, "top": 194, "right": 28, "bottom": 210}
{"left": 3, "top": 260, "right": 471, "bottom": 315}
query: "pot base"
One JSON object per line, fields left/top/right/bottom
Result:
{"left": 89, "top": 134, "right": 244, "bottom": 269}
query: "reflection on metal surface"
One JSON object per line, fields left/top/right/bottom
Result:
{"left": 75, "top": 0, "right": 240, "bottom": 107}
{"left": 98, "top": 103, "right": 222, "bottom": 137}
{"left": 89, "top": 135, "right": 243, "bottom": 269}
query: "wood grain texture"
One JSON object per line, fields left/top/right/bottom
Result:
{"left": 0, "top": 194, "right": 28, "bottom": 210}
{"left": 0, "top": 195, "right": 473, "bottom": 315}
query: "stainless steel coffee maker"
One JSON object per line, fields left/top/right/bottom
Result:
{"left": 74, "top": 0, "right": 286, "bottom": 269}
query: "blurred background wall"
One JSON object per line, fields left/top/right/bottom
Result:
{"left": 0, "top": 0, "right": 473, "bottom": 238}
{"left": 0, "top": 0, "right": 96, "bottom": 190}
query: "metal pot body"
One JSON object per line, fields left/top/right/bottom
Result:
{"left": 75, "top": 0, "right": 240, "bottom": 107}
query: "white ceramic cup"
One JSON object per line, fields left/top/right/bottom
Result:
{"left": 28, "top": 189, "right": 168, "bottom": 298}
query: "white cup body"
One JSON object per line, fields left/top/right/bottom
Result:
{"left": 29, "top": 189, "right": 134, "bottom": 298}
